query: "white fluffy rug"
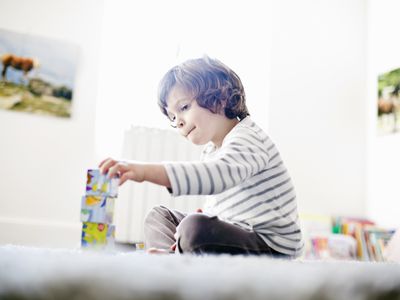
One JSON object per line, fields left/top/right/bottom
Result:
{"left": 1, "top": 245, "right": 400, "bottom": 300}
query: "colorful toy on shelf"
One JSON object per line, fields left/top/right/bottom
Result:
{"left": 80, "top": 169, "right": 119, "bottom": 250}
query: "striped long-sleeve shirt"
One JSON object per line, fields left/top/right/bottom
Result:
{"left": 164, "top": 117, "right": 303, "bottom": 257}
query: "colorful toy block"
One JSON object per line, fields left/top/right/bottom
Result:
{"left": 86, "top": 169, "right": 119, "bottom": 197}
{"left": 81, "top": 195, "right": 115, "bottom": 223}
{"left": 81, "top": 222, "right": 115, "bottom": 249}
{"left": 135, "top": 242, "right": 145, "bottom": 251}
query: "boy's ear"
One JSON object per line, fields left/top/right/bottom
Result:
{"left": 219, "top": 99, "right": 228, "bottom": 110}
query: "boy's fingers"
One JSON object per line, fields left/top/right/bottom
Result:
{"left": 99, "top": 158, "right": 131, "bottom": 185}
{"left": 119, "top": 173, "right": 131, "bottom": 186}
{"left": 170, "top": 243, "right": 176, "bottom": 251}
{"left": 98, "top": 157, "right": 111, "bottom": 169}
{"left": 196, "top": 208, "right": 203, "bottom": 213}
{"left": 109, "top": 163, "right": 131, "bottom": 180}
{"left": 107, "top": 163, "right": 122, "bottom": 179}
{"left": 99, "top": 159, "right": 111, "bottom": 174}
{"left": 100, "top": 159, "right": 118, "bottom": 175}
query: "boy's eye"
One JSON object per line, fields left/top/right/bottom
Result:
{"left": 180, "top": 103, "right": 190, "bottom": 112}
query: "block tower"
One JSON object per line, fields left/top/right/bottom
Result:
{"left": 81, "top": 169, "right": 119, "bottom": 250}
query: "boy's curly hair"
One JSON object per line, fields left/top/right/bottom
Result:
{"left": 158, "top": 56, "right": 249, "bottom": 120}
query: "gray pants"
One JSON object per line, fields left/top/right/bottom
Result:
{"left": 144, "top": 205, "right": 288, "bottom": 257}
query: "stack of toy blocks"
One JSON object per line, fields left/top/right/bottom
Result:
{"left": 81, "top": 169, "right": 119, "bottom": 250}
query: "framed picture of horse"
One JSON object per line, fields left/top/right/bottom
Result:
{"left": 0, "top": 28, "right": 78, "bottom": 118}
{"left": 377, "top": 67, "right": 400, "bottom": 135}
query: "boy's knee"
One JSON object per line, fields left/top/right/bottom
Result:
{"left": 177, "top": 213, "right": 215, "bottom": 253}
{"left": 144, "top": 205, "right": 170, "bottom": 226}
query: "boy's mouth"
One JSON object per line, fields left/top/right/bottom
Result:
{"left": 186, "top": 127, "right": 195, "bottom": 137}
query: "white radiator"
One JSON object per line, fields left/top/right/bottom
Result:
{"left": 115, "top": 126, "right": 205, "bottom": 243}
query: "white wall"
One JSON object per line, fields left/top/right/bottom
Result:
{"left": 366, "top": 0, "right": 400, "bottom": 228}
{"left": 0, "top": 0, "right": 104, "bottom": 247}
{"left": 269, "top": 0, "right": 368, "bottom": 217}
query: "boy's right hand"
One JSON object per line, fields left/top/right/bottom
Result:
{"left": 99, "top": 158, "right": 145, "bottom": 186}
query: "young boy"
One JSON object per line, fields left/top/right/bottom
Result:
{"left": 99, "top": 56, "right": 303, "bottom": 257}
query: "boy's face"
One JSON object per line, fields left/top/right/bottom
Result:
{"left": 166, "top": 85, "right": 235, "bottom": 146}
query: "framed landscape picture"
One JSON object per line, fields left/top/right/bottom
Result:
{"left": 0, "top": 28, "right": 79, "bottom": 118}
{"left": 377, "top": 67, "right": 400, "bottom": 135}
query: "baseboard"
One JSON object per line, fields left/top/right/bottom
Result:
{"left": 0, "top": 217, "right": 81, "bottom": 249}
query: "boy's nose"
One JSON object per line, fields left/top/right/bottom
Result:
{"left": 177, "top": 119, "right": 184, "bottom": 128}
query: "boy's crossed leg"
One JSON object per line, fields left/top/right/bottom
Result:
{"left": 144, "top": 205, "right": 286, "bottom": 257}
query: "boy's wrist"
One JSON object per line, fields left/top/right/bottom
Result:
{"left": 141, "top": 163, "right": 171, "bottom": 188}
{"left": 141, "top": 164, "right": 149, "bottom": 183}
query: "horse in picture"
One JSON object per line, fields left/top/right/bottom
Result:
{"left": 1, "top": 53, "right": 39, "bottom": 82}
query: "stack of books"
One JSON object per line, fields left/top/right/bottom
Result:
{"left": 332, "top": 216, "right": 395, "bottom": 262}
{"left": 301, "top": 213, "right": 396, "bottom": 261}
{"left": 301, "top": 213, "right": 357, "bottom": 260}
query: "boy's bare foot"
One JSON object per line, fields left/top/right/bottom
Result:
{"left": 147, "top": 247, "right": 171, "bottom": 254}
